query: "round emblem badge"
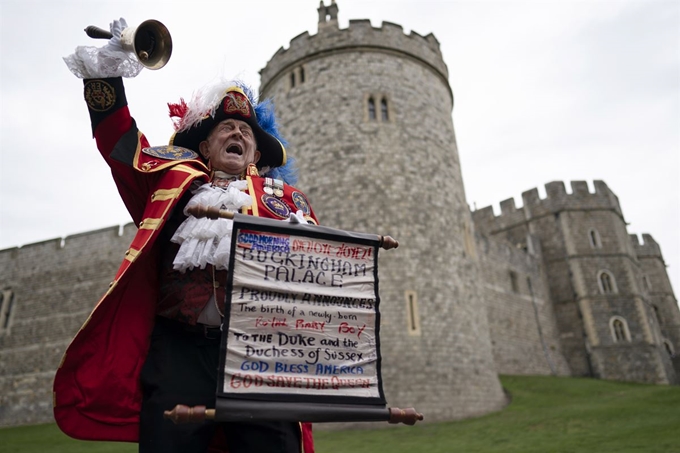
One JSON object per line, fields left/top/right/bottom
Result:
{"left": 261, "top": 194, "right": 291, "bottom": 219}
{"left": 291, "top": 191, "right": 311, "bottom": 215}
{"left": 142, "top": 145, "right": 199, "bottom": 160}
{"left": 84, "top": 80, "right": 116, "bottom": 112}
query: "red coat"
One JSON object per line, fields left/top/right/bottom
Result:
{"left": 53, "top": 78, "right": 316, "bottom": 452}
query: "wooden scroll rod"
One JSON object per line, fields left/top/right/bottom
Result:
{"left": 185, "top": 205, "right": 399, "bottom": 250}
{"left": 164, "top": 402, "right": 423, "bottom": 426}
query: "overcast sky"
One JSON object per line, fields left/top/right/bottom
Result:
{"left": 1, "top": 0, "right": 678, "bottom": 295}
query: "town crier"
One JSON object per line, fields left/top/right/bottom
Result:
{"left": 55, "top": 18, "right": 316, "bottom": 453}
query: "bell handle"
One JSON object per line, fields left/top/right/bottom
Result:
{"left": 84, "top": 25, "right": 113, "bottom": 40}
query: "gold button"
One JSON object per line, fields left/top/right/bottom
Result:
{"left": 125, "top": 250, "right": 130, "bottom": 255}
{"left": 151, "top": 194, "right": 156, "bottom": 201}
{"left": 109, "top": 281, "right": 114, "bottom": 287}
{"left": 139, "top": 221, "right": 144, "bottom": 227}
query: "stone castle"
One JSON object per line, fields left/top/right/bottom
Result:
{"left": 1, "top": 1, "right": 678, "bottom": 427}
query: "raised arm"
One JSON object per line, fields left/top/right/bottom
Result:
{"left": 65, "top": 18, "right": 157, "bottom": 224}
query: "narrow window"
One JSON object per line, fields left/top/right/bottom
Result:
{"left": 601, "top": 273, "right": 613, "bottom": 293}
{"left": 589, "top": 229, "right": 602, "bottom": 248}
{"left": 299, "top": 66, "right": 305, "bottom": 83}
{"left": 643, "top": 275, "right": 652, "bottom": 292}
{"left": 653, "top": 305, "right": 663, "bottom": 326}
{"left": 610, "top": 316, "right": 631, "bottom": 342}
{"left": 664, "top": 341, "right": 675, "bottom": 358}
{"left": 405, "top": 290, "right": 421, "bottom": 336}
{"left": 0, "top": 290, "right": 15, "bottom": 333}
{"left": 368, "top": 97, "right": 376, "bottom": 120}
{"left": 509, "top": 271, "right": 519, "bottom": 293}
{"left": 598, "top": 270, "right": 617, "bottom": 294}
{"left": 290, "top": 72, "right": 296, "bottom": 88}
{"left": 380, "top": 98, "right": 389, "bottom": 121}
{"left": 613, "top": 319, "right": 626, "bottom": 341}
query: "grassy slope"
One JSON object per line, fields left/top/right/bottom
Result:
{"left": 317, "top": 375, "right": 680, "bottom": 452}
{"left": 2, "top": 375, "right": 679, "bottom": 453}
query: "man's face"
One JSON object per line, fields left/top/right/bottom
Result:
{"left": 199, "top": 119, "right": 261, "bottom": 174}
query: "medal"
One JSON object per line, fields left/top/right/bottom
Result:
{"left": 292, "top": 191, "right": 311, "bottom": 215}
{"left": 273, "top": 179, "right": 284, "bottom": 198}
{"left": 264, "top": 177, "right": 274, "bottom": 195}
{"left": 261, "top": 194, "right": 291, "bottom": 218}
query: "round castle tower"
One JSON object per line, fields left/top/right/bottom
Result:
{"left": 260, "top": 2, "right": 506, "bottom": 420}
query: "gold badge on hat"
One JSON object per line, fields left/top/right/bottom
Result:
{"left": 223, "top": 91, "right": 251, "bottom": 118}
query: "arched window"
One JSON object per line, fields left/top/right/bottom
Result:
{"left": 368, "top": 97, "right": 376, "bottom": 120}
{"left": 290, "top": 72, "right": 296, "bottom": 88}
{"left": 299, "top": 66, "right": 305, "bottom": 83}
{"left": 664, "top": 341, "right": 675, "bottom": 358}
{"left": 642, "top": 275, "right": 652, "bottom": 292}
{"left": 598, "top": 270, "right": 617, "bottom": 294}
{"left": 609, "top": 316, "right": 631, "bottom": 342}
{"left": 380, "top": 98, "right": 389, "bottom": 121}
{"left": 588, "top": 228, "right": 602, "bottom": 248}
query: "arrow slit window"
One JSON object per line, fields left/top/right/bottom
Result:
{"left": 405, "top": 290, "right": 421, "bottom": 336}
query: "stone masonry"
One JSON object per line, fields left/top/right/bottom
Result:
{"left": 472, "top": 180, "right": 679, "bottom": 384}
{"left": 0, "top": 224, "right": 137, "bottom": 426}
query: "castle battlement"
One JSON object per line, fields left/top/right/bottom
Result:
{"left": 260, "top": 17, "right": 448, "bottom": 94}
{"left": 630, "top": 233, "right": 663, "bottom": 258}
{"left": 0, "top": 223, "right": 136, "bottom": 279}
{"left": 472, "top": 181, "right": 624, "bottom": 233}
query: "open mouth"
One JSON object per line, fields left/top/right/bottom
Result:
{"left": 226, "top": 144, "right": 243, "bottom": 155}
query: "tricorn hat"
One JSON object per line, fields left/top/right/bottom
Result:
{"left": 168, "top": 85, "right": 286, "bottom": 169}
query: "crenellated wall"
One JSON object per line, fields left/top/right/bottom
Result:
{"left": 473, "top": 180, "right": 623, "bottom": 235}
{"left": 631, "top": 234, "right": 680, "bottom": 376}
{"left": 473, "top": 180, "right": 679, "bottom": 384}
{"left": 260, "top": 18, "right": 450, "bottom": 102}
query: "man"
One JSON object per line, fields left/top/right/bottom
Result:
{"left": 54, "top": 19, "right": 316, "bottom": 453}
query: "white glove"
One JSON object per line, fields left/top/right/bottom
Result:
{"left": 63, "top": 17, "right": 143, "bottom": 79}
{"left": 104, "top": 18, "right": 127, "bottom": 52}
{"left": 287, "top": 210, "right": 307, "bottom": 224}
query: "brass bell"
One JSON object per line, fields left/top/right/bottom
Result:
{"left": 84, "top": 19, "right": 173, "bottom": 70}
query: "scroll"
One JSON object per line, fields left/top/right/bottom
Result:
{"left": 165, "top": 212, "right": 421, "bottom": 425}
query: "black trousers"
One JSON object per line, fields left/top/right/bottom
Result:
{"left": 139, "top": 317, "right": 301, "bottom": 453}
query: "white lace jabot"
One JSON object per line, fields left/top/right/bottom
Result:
{"left": 170, "top": 177, "right": 251, "bottom": 272}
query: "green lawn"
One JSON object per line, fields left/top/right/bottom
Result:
{"left": 2, "top": 375, "right": 679, "bottom": 452}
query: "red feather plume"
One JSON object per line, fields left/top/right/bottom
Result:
{"left": 167, "top": 99, "right": 189, "bottom": 131}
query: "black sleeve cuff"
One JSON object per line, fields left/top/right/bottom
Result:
{"left": 83, "top": 77, "right": 128, "bottom": 134}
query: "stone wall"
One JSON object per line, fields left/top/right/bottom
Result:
{"left": 0, "top": 224, "right": 135, "bottom": 426}
{"left": 476, "top": 233, "right": 571, "bottom": 376}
